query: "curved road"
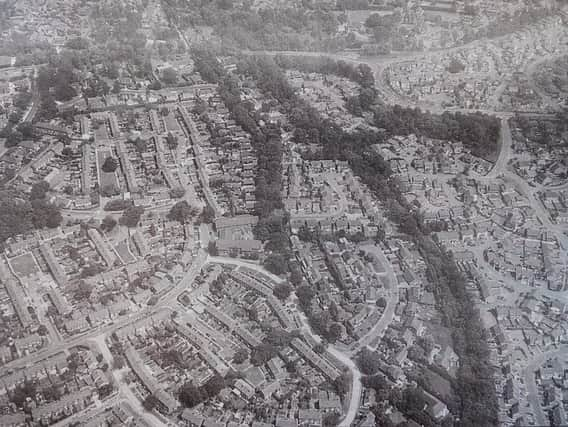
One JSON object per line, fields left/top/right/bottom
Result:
{"left": 295, "top": 310, "right": 362, "bottom": 427}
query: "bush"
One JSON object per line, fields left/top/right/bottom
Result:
{"left": 169, "top": 187, "right": 186, "bottom": 199}
{"left": 101, "top": 156, "right": 118, "bottom": 173}
{"left": 167, "top": 201, "right": 197, "bottom": 224}
{"left": 119, "top": 206, "right": 144, "bottom": 227}
{"left": 273, "top": 282, "right": 292, "bottom": 301}
{"left": 30, "top": 181, "right": 50, "bottom": 200}
{"left": 233, "top": 348, "right": 248, "bottom": 364}
{"left": 101, "top": 215, "right": 117, "bottom": 232}
{"left": 357, "top": 348, "right": 381, "bottom": 376}
{"left": 179, "top": 382, "right": 207, "bottom": 408}
{"left": 264, "top": 253, "right": 287, "bottom": 275}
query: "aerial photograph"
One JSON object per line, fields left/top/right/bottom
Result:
{"left": 0, "top": 0, "right": 567, "bottom": 426}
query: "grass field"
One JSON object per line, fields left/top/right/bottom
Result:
{"left": 115, "top": 240, "right": 136, "bottom": 264}
{"left": 9, "top": 253, "right": 39, "bottom": 276}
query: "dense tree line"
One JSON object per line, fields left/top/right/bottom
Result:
{"left": 374, "top": 106, "right": 501, "bottom": 159}
{"left": 416, "top": 237, "right": 498, "bottom": 426}
{"left": 463, "top": 6, "right": 556, "bottom": 42}
{"left": 273, "top": 55, "right": 375, "bottom": 88}
{"left": 0, "top": 182, "right": 62, "bottom": 248}
{"left": 163, "top": 0, "right": 346, "bottom": 51}
{"left": 271, "top": 54, "right": 501, "bottom": 158}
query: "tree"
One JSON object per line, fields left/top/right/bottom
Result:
{"left": 203, "top": 375, "right": 224, "bottom": 398}
{"left": 179, "top": 382, "right": 206, "bottom": 408}
{"left": 112, "top": 80, "right": 121, "bottom": 94}
{"left": 42, "top": 384, "right": 62, "bottom": 401}
{"left": 296, "top": 285, "right": 315, "bottom": 304}
{"left": 8, "top": 111, "right": 22, "bottom": 124}
{"left": 112, "top": 355, "right": 125, "bottom": 369}
{"left": 447, "top": 58, "right": 465, "bottom": 74}
{"left": 207, "top": 241, "right": 218, "bottom": 256}
{"left": 376, "top": 297, "right": 387, "bottom": 308}
{"left": 290, "top": 268, "right": 304, "bottom": 286}
{"left": 233, "top": 348, "right": 248, "bottom": 364}
{"left": 199, "top": 206, "right": 215, "bottom": 223}
{"left": 148, "top": 80, "right": 162, "bottom": 90}
{"left": 165, "top": 131, "right": 178, "bottom": 149}
{"left": 264, "top": 253, "right": 287, "bottom": 275}
{"left": 250, "top": 342, "right": 278, "bottom": 366}
{"left": 13, "top": 91, "right": 32, "bottom": 110}
{"left": 101, "top": 215, "right": 117, "bottom": 232}
{"left": 16, "top": 122, "right": 34, "bottom": 139}
{"left": 167, "top": 200, "right": 197, "bottom": 224}
{"left": 333, "top": 373, "right": 350, "bottom": 397}
{"left": 30, "top": 181, "right": 50, "bottom": 200}
{"left": 5, "top": 130, "right": 23, "bottom": 147}
{"left": 100, "top": 184, "right": 119, "bottom": 197}
{"left": 323, "top": 411, "right": 341, "bottom": 427}
{"left": 357, "top": 348, "right": 381, "bottom": 376}
{"left": 273, "top": 282, "right": 292, "bottom": 301}
{"left": 119, "top": 206, "right": 144, "bottom": 227}
{"left": 31, "top": 199, "right": 62, "bottom": 229}
{"left": 328, "top": 322, "right": 343, "bottom": 343}
{"left": 0, "top": 197, "right": 34, "bottom": 245}
{"left": 54, "top": 79, "right": 76, "bottom": 101}
{"left": 101, "top": 156, "right": 118, "bottom": 173}
{"left": 169, "top": 187, "right": 186, "bottom": 199}
{"left": 74, "top": 279, "right": 94, "bottom": 298}
{"left": 143, "top": 395, "right": 159, "bottom": 411}
{"left": 161, "top": 67, "right": 178, "bottom": 85}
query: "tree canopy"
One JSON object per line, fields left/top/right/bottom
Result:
{"left": 167, "top": 201, "right": 198, "bottom": 224}
{"left": 101, "top": 156, "right": 118, "bottom": 173}
{"left": 119, "top": 206, "right": 144, "bottom": 227}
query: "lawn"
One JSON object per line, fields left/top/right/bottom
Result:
{"left": 9, "top": 253, "right": 39, "bottom": 276}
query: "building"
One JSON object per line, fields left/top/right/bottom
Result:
{"left": 48, "top": 289, "right": 71, "bottom": 316}
{"left": 215, "top": 239, "right": 262, "bottom": 257}
{"left": 132, "top": 231, "right": 149, "bottom": 257}
{"left": 87, "top": 228, "right": 117, "bottom": 267}
{"left": 423, "top": 390, "right": 449, "bottom": 421}
{"left": 290, "top": 338, "right": 341, "bottom": 381}
{"left": 39, "top": 244, "right": 67, "bottom": 285}
{"left": 33, "top": 122, "right": 69, "bottom": 137}
{"left": 3, "top": 279, "right": 33, "bottom": 329}
{"left": 215, "top": 215, "right": 259, "bottom": 238}
{"left": 181, "top": 410, "right": 204, "bottom": 427}
{"left": 124, "top": 345, "right": 179, "bottom": 414}
{"left": 117, "top": 141, "right": 139, "bottom": 193}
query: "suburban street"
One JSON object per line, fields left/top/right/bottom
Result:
{"left": 354, "top": 244, "right": 399, "bottom": 352}
{"left": 523, "top": 345, "right": 568, "bottom": 426}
